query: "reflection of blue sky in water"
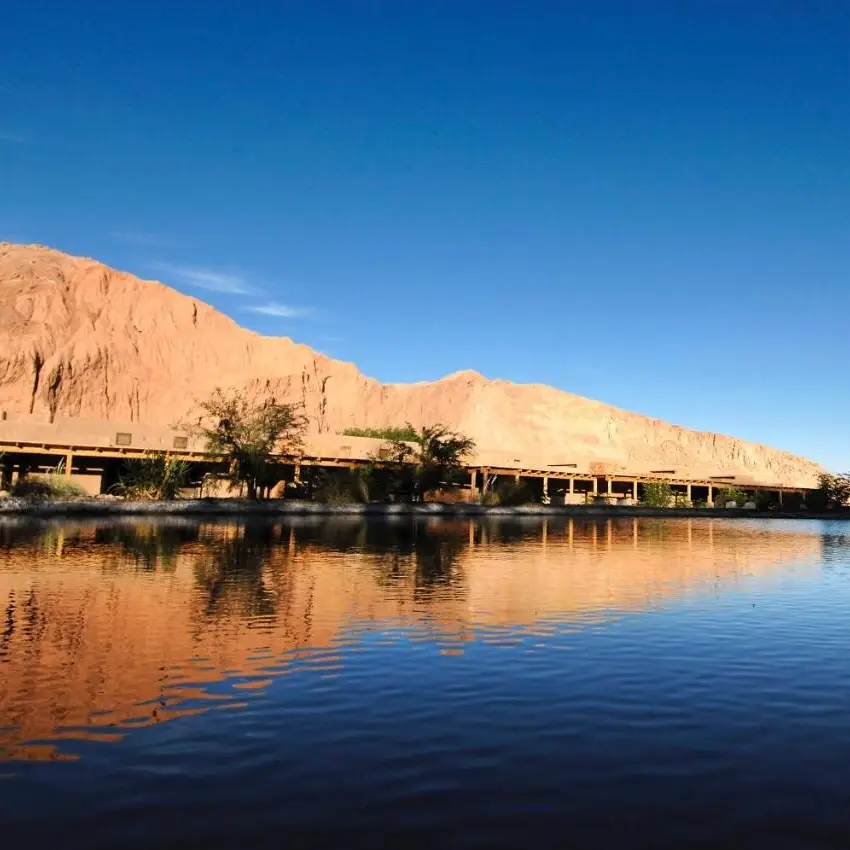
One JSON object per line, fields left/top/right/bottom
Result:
{"left": 1, "top": 517, "right": 849, "bottom": 847}
{"left": 0, "top": 517, "right": 831, "bottom": 763}
{"left": 0, "top": 520, "right": 832, "bottom": 743}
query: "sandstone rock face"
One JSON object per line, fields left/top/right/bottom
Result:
{"left": 0, "top": 243, "right": 822, "bottom": 486}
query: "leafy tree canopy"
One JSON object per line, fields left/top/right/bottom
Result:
{"left": 641, "top": 482, "right": 673, "bottom": 507}
{"left": 377, "top": 424, "right": 476, "bottom": 502}
{"left": 189, "top": 388, "right": 307, "bottom": 499}
{"left": 818, "top": 472, "right": 850, "bottom": 509}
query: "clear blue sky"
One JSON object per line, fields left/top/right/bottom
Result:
{"left": 1, "top": 2, "right": 848, "bottom": 468}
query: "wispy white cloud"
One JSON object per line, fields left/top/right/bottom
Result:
{"left": 246, "top": 301, "right": 312, "bottom": 319}
{"left": 0, "top": 130, "right": 25, "bottom": 144}
{"left": 113, "top": 231, "right": 175, "bottom": 248}
{"left": 151, "top": 261, "right": 257, "bottom": 295}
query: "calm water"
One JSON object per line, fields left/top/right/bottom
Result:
{"left": 1, "top": 516, "right": 849, "bottom": 848}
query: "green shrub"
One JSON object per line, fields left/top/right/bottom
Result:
{"left": 11, "top": 475, "right": 87, "bottom": 501}
{"left": 485, "top": 480, "right": 537, "bottom": 506}
{"left": 717, "top": 488, "right": 749, "bottom": 506}
{"left": 817, "top": 473, "right": 850, "bottom": 509}
{"left": 314, "top": 469, "right": 369, "bottom": 504}
{"left": 114, "top": 453, "right": 191, "bottom": 500}
{"left": 641, "top": 482, "right": 673, "bottom": 507}
{"left": 343, "top": 425, "right": 419, "bottom": 442}
{"left": 751, "top": 489, "right": 780, "bottom": 510}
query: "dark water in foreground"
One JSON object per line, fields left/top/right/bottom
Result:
{"left": 1, "top": 517, "right": 849, "bottom": 848}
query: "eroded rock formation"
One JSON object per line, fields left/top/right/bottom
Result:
{"left": 0, "top": 243, "right": 822, "bottom": 485}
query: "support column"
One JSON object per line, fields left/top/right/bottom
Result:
{"left": 707, "top": 484, "right": 713, "bottom": 506}
{"left": 777, "top": 489, "right": 783, "bottom": 508}
{"left": 592, "top": 478, "right": 598, "bottom": 496}
{"left": 514, "top": 472, "right": 521, "bottom": 485}
{"left": 469, "top": 469, "right": 478, "bottom": 498}
{"left": 542, "top": 476, "right": 550, "bottom": 505}
{"left": 569, "top": 478, "right": 575, "bottom": 495}
{"left": 64, "top": 452, "right": 73, "bottom": 478}
{"left": 632, "top": 480, "right": 638, "bottom": 501}
{"left": 686, "top": 483, "right": 692, "bottom": 503}
{"left": 607, "top": 477, "right": 613, "bottom": 496}
{"left": 294, "top": 462, "right": 302, "bottom": 482}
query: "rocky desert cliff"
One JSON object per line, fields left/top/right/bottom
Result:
{"left": 0, "top": 242, "right": 822, "bottom": 486}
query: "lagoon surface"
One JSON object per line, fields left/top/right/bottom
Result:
{"left": 1, "top": 517, "right": 849, "bottom": 848}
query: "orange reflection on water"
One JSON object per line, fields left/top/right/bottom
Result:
{"left": 0, "top": 517, "right": 820, "bottom": 761}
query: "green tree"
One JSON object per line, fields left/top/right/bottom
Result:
{"left": 717, "top": 487, "right": 749, "bottom": 506}
{"left": 190, "top": 388, "right": 307, "bottom": 500}
{"left": 817, "top": 472, "right": 850, "bottom": 509}
{"left": 641, "top": 482, "right": 673, "bottom": 507}
{"left": 381, "top": 424, "right": 476, "bottom": 502}
{"left": 312, "top": 467, "right": 370, "bottom": 504}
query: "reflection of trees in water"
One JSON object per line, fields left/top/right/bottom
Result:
{"left": 0, "top": 585, "right": 45, "bottom": 662}
{"left": 0, "top": 522, "right": 89, "bottom": 555}
{"left": 410, "top": 528, "right": 467, "bottom": 596}
{"left": 0, "top": 588, "right": 13, "bottom": 657}
{"left": 820, "top": 531, "right": 850, "bottom": 565}
{"left": 93, "top": 522, "right": 201, "bottom": 571}
{"left": 280, "top": 518, "right": 469, "bottom": 598}
{"left": 368, "top": 519, "right": 467, "bottom": 597}
{"left": 1, "top": 520, "right": 204, "bottom": 568}
{"left": 475, "top": 518, "right": 550, "bottom": 545}
{"left": 0, "top": 523, "right": 45, "bottom": 549}
{"left": 288, "top": 517, "right": 368, "bottom": 552}
{"left": 193, "top": 521, "right": 279, "bottom": 618}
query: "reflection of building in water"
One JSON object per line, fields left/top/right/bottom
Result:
{"left": 463, "top": 518, "right": 818, "bottom": 625}
{"left": 0, "top": 518, "right": 820, "bottom": 759}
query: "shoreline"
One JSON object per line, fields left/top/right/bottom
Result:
{"left": 0, "top": 497, "right": 844, "bottom": 522}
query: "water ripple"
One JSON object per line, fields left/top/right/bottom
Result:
{"left": 0, "top": 516, "right": 849, "bottom": 847}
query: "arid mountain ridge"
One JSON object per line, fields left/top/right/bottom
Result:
{"left": 0, "top": 242, "right": 821, "bottom": 486}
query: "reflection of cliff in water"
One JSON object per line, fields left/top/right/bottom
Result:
{"left": 0, "top": 517, "right": 823, "bottom": 760}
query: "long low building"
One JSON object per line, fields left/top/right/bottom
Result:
{"left": 0, "top": 413, "right": 816, "bottom": 506}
